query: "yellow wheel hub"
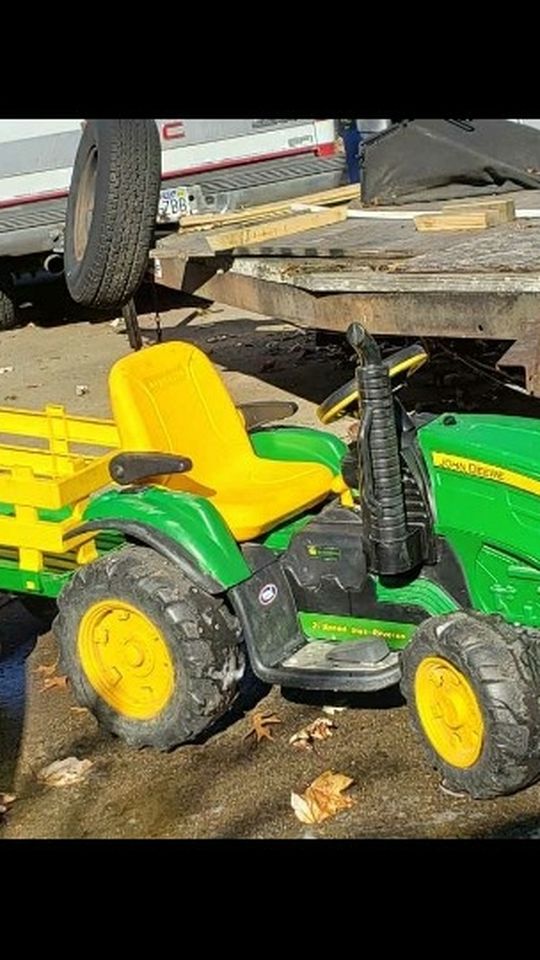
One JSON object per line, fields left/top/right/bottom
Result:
{"left": 78, "top": 600, "right": 174, "bottom": 720}
{"left": 415, "top": 656, "right": 484, "bottom": 769}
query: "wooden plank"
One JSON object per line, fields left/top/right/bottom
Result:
{"left": 205, "top": 207, "right": 348, "bottom": 252}
{"left": 444, "top": 197, "right": 516, "bottom": 220}
{"left": 414, "top": 209, "right": 503, "bottom": 232}
{"left": 180, "top": 184, "right": 360, "bottom": 229}
{"left": 278, "top": 203, "right": 534, "bottom": 222}
{"left": 229, "top": 257, "right": 540, "bottom": 293}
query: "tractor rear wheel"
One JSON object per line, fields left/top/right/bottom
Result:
{"left": 400, "top": 611, "right": 540, "bottom": 798}
{"left": 54, "top": 545, "right": 244, "bottom": 749}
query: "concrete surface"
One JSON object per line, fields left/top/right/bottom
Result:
{"left": 1, "top": 292, "right": 540, "bottom": 839}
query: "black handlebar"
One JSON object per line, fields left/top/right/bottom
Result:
{"left": 346, "top": 322, "right": 382, "bottom": 365}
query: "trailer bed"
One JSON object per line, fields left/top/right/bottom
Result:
{"left": 152, "top": 188, "right": 540, "bottom": 393}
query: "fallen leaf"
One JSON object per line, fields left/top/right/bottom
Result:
{"left": 38, "top": 757, "right": 93, "bottom": 787}
{"left": 244, "top": 711, "right": 281, "bottom": 744}
{"left": 0, "top": 792, "right": 16, "bottom": 813}
{"left": 322, "top": 705, "right": 346, "bottom": 716}
{"left": 35, "top": 660, "right": 59, "bottom": 678}
{"left": 289, "top": 716, "right": 336, "bottom": 750}
{"left": 40, "top": 674, "right": 68, "bottom": 692}
{"left": 439, "top": 781, "right": 468, "bottom": 799}
{"left": 291, "top": 770, "right": 355, "bottom": 824}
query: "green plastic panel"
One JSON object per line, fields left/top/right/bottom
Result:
{"left": 0, "top": 557, "right": 70, "bottom": 597}
{"left": 375, "top": 577, "right": 460, "bottom": 616}
{"left": 250, "top": 426, "right": 347, "bottom": 475}
{"left": 419, "top": 413, "right": 540, "bottom": 626}
{"left": 262, "top": 513, "right": 313, "bottom": 551}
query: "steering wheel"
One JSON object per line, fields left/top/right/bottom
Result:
{"left": 317, "top": 343, "right": 428, "bottom": 425}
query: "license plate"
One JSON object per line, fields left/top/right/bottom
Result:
{"left": 157, "top": 186, "right": 191, "bottom": 222}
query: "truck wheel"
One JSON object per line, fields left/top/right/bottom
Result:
{"left": 54, "top": 545, "right": 244, "bottom": 749}
{"left": 400, "top": 611, "right": 540, "bottom": 798}
{"left": 0, "top": 276, "right": 16, "bottom": 330}
{"left": 64, "top": 119, "right": 161, "bottom": 310}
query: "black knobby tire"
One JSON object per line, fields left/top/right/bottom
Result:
{"left": 400, "top": 612, "right": 540, "bottom": 798}
{"left": 64, "top": 119, "right": 161, "bottom": 310}
{"left": 0, "top": 275, "right": 16, "bottom": 330}
{"left": 54, "top": 545, "right": 245, "bottom": 749}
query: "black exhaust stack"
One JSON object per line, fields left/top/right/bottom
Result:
{"left": 348, "top": 323, "right": 424, "bottom": 576}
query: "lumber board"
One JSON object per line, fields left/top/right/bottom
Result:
{"left": 204, "top": 206, "right": 348, "bottom": 252}
{"left": 180, "top": 184, "right": 359, "bottom": 229}
{"left": 443, "top": 197, "right": 516, "bottom": 220}
{"left": 229, "top": 257, "right": 540, "bottom": 293}
{"left": 414, "top": 209, "right": 503, "bottom": 232}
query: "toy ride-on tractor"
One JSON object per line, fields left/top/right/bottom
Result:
{"left": 3, "top": 324, "right": 540, "bottom": 799}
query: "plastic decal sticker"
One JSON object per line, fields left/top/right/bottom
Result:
{"left": 259, "top": 583, "right": 278, "bottom": 606}
{"left": 432, "top": 451, "right": 540, "bottom": 497}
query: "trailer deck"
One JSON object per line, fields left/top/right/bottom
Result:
{"left": 151, "top": 188, "right": 540, "bottom": 394}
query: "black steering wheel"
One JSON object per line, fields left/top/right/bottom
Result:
{"left": 317, "top": 343, "right": 428, "bottom": 425}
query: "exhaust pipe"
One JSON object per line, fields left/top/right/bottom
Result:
{"left": 43, "top": 254, "right": 64, "bottom": 275}
{"left": 347, "top": 322, "right": 424, "bottom": 576}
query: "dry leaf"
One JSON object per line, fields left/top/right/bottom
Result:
{"left": 322, "top": 705, "right": 346, "bottom": 716}
{"left": 40, "top": 674, "right": 68, "bottom": 692}
{"left": 291, "top": 770, "right": 355, "bottom": 824}
{"left": 35, "top": 660, "right": 59, "bottom": 678}
{"left": 244, "top": 711, "right": 281, "bottom": 744}
{"left": 289, "top": 716, "right": 336, "bottom": 750}
{"left": 439, "top": 780, "right": 468, "bottom": 799}
{"left": 38, "top": 757, "right": 93, "bottom": 787}
{"left": 0, "top": 792, "right": 16, "bottom": 813}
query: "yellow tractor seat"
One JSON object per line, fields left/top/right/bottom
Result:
{"left": 108, "top": 341, "right": 345, "bottom": 541}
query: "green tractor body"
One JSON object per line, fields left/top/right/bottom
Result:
{"left": 4, "top": 325, "right": 540, "bottom": 799}
{"left": 420, "top": 414, "right": 540, "bottom": 624}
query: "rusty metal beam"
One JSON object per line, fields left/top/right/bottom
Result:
{"left": 154, "top": 255, "right": 540, "bottom": 341}
{"left": 496, "top": 322, "right": 540, "bottom": 395}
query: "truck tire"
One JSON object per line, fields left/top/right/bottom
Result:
{"left": 0, "top": 276, "right": 16, "bottom": 330}
{"left": 54, "top": 545, "right": 245, "bottom": 750}
{"left": 64, "top": 119, "right": 161, "bottom": 310}
{"left": 401, "top": 611, "right": 540, "bottom": 798}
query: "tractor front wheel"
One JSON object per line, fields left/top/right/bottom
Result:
{"left": 400, "top": 612, "right": 540, "bottom": 799}
{"left": 54, "top": 545, "right": 244, "bottom": 749}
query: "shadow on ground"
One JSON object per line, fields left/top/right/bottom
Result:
{"left": 0, "top": 599, "right": 43, "bottom": 798}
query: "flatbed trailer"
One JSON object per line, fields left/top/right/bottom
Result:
{"left": 151, "top": 188, "right": 540, "bottom": 395}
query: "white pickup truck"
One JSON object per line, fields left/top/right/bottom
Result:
{"left": 0, "top": 119, "right": 342, "bottom": 328}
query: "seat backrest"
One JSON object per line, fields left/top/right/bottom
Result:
{"left": 108, "top": 342, "right": 254, "bottom": 487}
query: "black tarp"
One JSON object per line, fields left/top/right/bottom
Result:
{"left": 361, "top": 119, "right": 540, "bottom": 206}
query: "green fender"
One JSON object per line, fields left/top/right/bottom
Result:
{"left": 83, "top": 486, "right": 251, "bottom": 590}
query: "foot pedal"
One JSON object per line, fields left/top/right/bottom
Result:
{"left": 326, "top": 637, "right": 390, "bottom": 664}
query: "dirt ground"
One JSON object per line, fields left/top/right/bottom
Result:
{"left": 2, "top": 288, "right": 540, "bottom": 840}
